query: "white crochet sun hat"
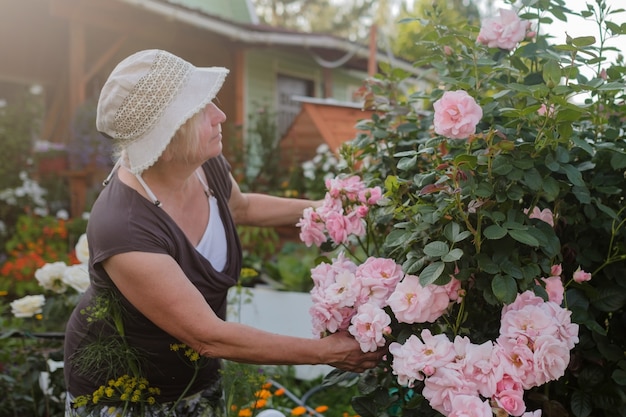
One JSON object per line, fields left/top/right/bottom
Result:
{"left": 96, "top": 49, "right": 229, "bottom": 174}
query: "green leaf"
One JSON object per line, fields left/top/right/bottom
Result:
{"left": 419, "top": 262, "right": 445, "bottom": 286}
{"left": 508, "top": 229, "right": 540, "bottom": 247}
{"left": 597, "top": 81, "right": 626, "bottom": 91}
{"left": 612, "top": 369, "right": 626, "bottom": 385}
{"left": 570, "top": 390, "right": 593, "bottom": 417}
{"left": 542, "top": 59, "right": 562, "bottom": 86}
{"left": 560, "top": 164, "right": 585, "bottom": 186}
{"left": 591, "top": 287, "right": 626, "bottom": 312}
{"left": 423, "top": 241, "right": 450, "bottom": 257}
{"left": 484, "top": 224, "right": 507, "bottom": 239}
{"left": 542, "top": 176, "right": 561, "bottom": 201}
{"left": 442, "top": 248, "right": 463, "bottom": 262}
{"left": 492, "top": 275, "right": 517, "bottom": 303}
{"left": 397, "top": 155, "right": 418, "bottom": 171}
{"left": 572, "top": 36, "right": 596, "bottom": 47}
{"left": 523, "top": 168, "right": 542, "bottom": 191}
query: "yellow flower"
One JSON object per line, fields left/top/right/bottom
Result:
{"left": 105, "top": 387, "right": 115, "bottom": 398}
{"left": 291, "top": 406, "right": 307, "bottom": 416}
{"left": 0, "top": 290, "right": 8, "bottom": 296}
{"left": 147, "top": 397, "right": 156, "bottom": 405}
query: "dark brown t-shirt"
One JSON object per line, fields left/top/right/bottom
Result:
{"left": 63, "top": 155, "right": 242, "bottom": 402}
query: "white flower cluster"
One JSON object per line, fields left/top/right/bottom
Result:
{"left": 10, "top": 233, "right": 90, "bottom": 318}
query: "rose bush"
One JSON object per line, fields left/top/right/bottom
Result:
{"left": 299, "top": 1, "right": 626, "bottom": 417}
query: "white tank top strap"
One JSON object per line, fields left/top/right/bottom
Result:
{"left": 134, "top": 173, "right": 163, "bottom": 207}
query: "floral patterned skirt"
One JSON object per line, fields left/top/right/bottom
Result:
{"left": 65, "top": 380, "right": 226, "bottom": 417}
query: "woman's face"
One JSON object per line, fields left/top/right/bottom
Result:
{"left": 197, "top": 102, "right": 227, "bottom": 160}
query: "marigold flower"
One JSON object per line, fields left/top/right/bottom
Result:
{"left": 291, "top": 406, "right": 307, "bottom": 416}
{"left": 315, "top": 405, "right": 329, "bottom": 413}
{"left": 238, "top": 408, "right": 253, "bottom": 417}
{"left": 253, "top": 399, "right": 267, "bottom": 409}
{"left": 274, "top": 388, "right": 285, "bottom": 396}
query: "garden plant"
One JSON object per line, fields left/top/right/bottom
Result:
{"left": 298, "top": 1, "right": 626, "bottom": 416}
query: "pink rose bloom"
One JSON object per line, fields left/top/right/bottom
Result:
{"left": 459, "top": 339, "right": 503, "bottom": 398}
{"left": 387, "top": 275, "right": 450, "bottom": 323}
{"left": 326, "top": 175, "right": 366, "bottom": 202}
{"left": 297, "top": 207, "right": 327, "bottom": 247}
{"left": 494, "top": 388, "right": 526, "bottom": 416}
{"left": 537, "top": 104, "right": 555, "bottom": 117}
{"left": 444, "top": 277, "right": 464, "bottom": 303}
{"left": 358, "top": 186, "right": 382, "bottom": 205}
{"left": 310, "top": 303, "right": 354, "bottom": 335}
{"left": 525, "top": 206, "right": 554, "bottom": 227}
{"left": 433, "top": 90, "right": 483, "bottom": 140}
{"left": 343, "top": 210, "right": 367, "bottom": 239}
{"left": 573, "top": 267, "right": 592, "bottom": 283}
{"left": 550, "top": 264, "right": 562, "bottom": 276}
{"left": 448, "top": 395, "right": 493, "bottom": 417}
{"left": 477, "top": 9, "right": 531, "bottom": 50}
{"left": 324, "top": 210, "right": 351, "bottom": 244}
{"left": 389, "top": 330, "right": 456, "bottom": 387}
{"left": 532, "top": 335, "right": 571, "bottom": 385}
{"left": 541, "top": 275, "right": 564, "bottom": 305}
{"left": 348, "top": 302, "right": 391, "bottom": 352}
{"left": 497, "top": 339, "right": 537, "bottom": 389}
{"left": 423, "top": 367, "right": 478, "bottom": 415}
{"left": 541, "top": 302, "right": 579, "bottom": 350}
{"left": 356, "top": 257, "right": 404, "bottom": 306}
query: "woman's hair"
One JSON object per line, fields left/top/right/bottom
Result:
{"left": 164, "top": 109, "right": 205, "bottom": 163}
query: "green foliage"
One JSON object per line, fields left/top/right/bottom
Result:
{"left": 0, "top": 89, "right": 45, "bottom": 250}
{"left": 330, "top": 1, "right": 626, "bottom": 416}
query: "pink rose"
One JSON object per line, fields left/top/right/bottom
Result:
{"left": 387, "top": 275, "right": 450, "bottom": 323}
{"left": 573, "top": 267, "right": 592, "bottom": 283}
{"left": 495, "top": 388, "right": 526, "bottom": 416}
{"left": 524, "top": 206, "right": 554, "bottom": 227}
{"left": 448, "top": 395, "right": 492, "bottom": 417}
{"left": 541, "top": 275, "right": 564, "bottom": 305}
{"left": 477, "top": 9, "right": 531, "bottom": 50}
{"left": 297, "top": 207, "right": 327, "bottom": 247}
{"left": 537, "top": 104, "right": 555, "bottom": 117}
{"left": 433, "top": 90, "right": 483, "bottom": 139}
{"left": 348, "top": 302, "right": 391, "bottom": 352}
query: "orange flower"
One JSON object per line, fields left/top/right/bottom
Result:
{"left": 238, "top": 408, "right": 253, "bottom": 417}
{"left": 291, "top": 406, "right": 307, "bottom": 416}
{"left": 274, "top": 388, "right": 285, "bottom": 396}
{"left": 254, "top": 389, "right": 272, "bottom": 400}
{"left": 252, "top": 399, "right": 267, "bottom": 409}
{"left": 315, "top": 406, "right": 328, "bottom": 413}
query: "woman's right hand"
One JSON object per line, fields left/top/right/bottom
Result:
{"left": 321, "top": 331, "right": 386, "bottom": 373}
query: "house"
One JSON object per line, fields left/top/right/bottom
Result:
{"left": 0, "top": 0, "right": 422, "bottom": 214}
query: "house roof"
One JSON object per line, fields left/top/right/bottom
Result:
{"left": 115, "top": 0, "right": 422, "bottom": 75}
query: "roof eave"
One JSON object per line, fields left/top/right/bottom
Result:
{"left": 118, "top": 0, "right": 421, "bottom": 75}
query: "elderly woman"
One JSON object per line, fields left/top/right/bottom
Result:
{"left": 63, "top": 49, "right": 383, "bottom": 416}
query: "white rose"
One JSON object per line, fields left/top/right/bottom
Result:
{"left": 11, "top": 294, "right": 46, "bottom": 318}
{"left": 74, "top": 233, "right": 89, "bottom": 264}
{"left": 63, "top": 264, "right": 90, "bottom": 293}
{"left": 34, "top": 262, "right": 68, "bottom": 294}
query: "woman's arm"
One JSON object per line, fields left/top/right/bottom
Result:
{"left": 227, "top": 174, "right": 322, "bottom": 227}
{"left": 103, "top": 251, "right": 382, "bottom": 373}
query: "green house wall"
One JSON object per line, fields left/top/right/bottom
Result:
{"left": 166, "top": 0, "right": 255, "bottom": 23}
{"left": 243, "top": 48, "right": 367, "bottom": 115}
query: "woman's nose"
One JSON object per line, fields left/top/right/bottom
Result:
{"left": 207, "top": 102, "right": 227, "bottom": 123}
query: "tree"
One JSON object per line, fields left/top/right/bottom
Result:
{"left": 253, "top": 0, "right": 377, "bottom": 41}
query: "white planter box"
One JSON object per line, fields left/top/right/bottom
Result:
{"left": 227, "top": 286, "right": 332, "bottom": 380}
